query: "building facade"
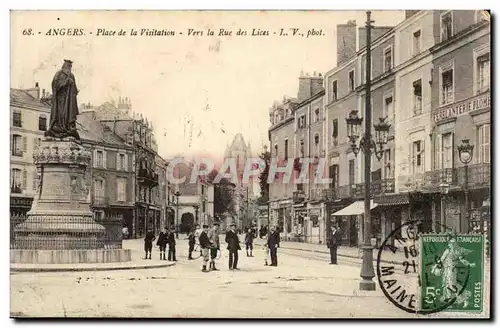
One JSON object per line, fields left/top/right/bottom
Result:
{"left": 10, "top": 84, "right": 50, "bottom": 216}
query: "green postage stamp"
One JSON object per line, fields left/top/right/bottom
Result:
{"left": 420, "top": 234, "right": 484, "bottom": 312}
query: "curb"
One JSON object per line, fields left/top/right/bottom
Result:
{"left": 254, "top": 243, "right": 401, "bottom": 265}
{"left": 10, "top": 262, "right": 176, "bottom": 273}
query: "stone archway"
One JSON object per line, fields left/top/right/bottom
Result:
{"left": 180, "top": 212, "right": 195, "bottom": 233}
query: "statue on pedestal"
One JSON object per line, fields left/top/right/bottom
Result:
{"left": 44, "top": 59, "right": 80, "bottom": 140}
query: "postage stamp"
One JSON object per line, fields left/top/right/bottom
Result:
{"left": 420, "top": 234, "right": 484, "bottom": 313}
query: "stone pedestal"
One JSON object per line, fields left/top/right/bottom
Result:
{"left": 12, "top": 138, "right": 131, "bottom": 264}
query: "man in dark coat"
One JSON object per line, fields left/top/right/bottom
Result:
{"left": 144, "top": 228, "right": 156, "bottom": 260}
{"left": 156, "top": 228, "right": 168, "bottom": 260}
{"left": 327, "top": 225, "right": 341, "bottom": 265}
{"left": 167, "top": 226, "right": 177, "bottom": 261}
{"left": 245, "top": 228, "right": 254, "bottom": 257}
{"left": 225, "top": 223, "right": 241, "bottom": 270}
{"left": 187, "top": 228, "right": 196, "bottom": 260}
{"left": 45, "top": 59, "right": 80, "bottom": 140}
{"left": 266, "top": 226, "right": 280, "bottom": 266}
{"left": 199, "top": 225, "right": 211, "bottom": 272}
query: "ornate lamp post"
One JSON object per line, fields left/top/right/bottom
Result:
{"left": 174, "top": 190, "right": 181, "bottom": 239}
{"left": 457, "top": 138, "right": 474, "bottom": 233}
{"left": 193, "top": 204, "right": 200, "bottom": 226}
{"left": 345, "top": 12, "right": 391, "bottom": 292}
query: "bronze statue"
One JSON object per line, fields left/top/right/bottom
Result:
{"left": 44, "top": 59, "right": 80, "bottom": 140}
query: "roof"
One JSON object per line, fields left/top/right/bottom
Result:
{"left": 10, "top": 88, "right": 50, "bottom": 109}
{"left": 229, "top": 133, "right": 247, "bottom": 151}
{"left": 76, "top": 111, "right": 129, "bottom": 148}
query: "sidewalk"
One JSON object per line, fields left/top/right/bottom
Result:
{"left": 10, "top": 240, "right": 176, "bottom": 272}
{"left": 251, "top": 236, "right": 407, "bottom": 265}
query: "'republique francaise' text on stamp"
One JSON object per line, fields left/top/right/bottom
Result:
{"left": 420, "top": 234, "right": 484, "bottom": 313}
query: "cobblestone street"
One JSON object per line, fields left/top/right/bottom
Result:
{"left": 10, "top": 238, "right": 490, "bottom": 318}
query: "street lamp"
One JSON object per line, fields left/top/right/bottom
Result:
{"left": 439, "top": 182, "right": 450, "bottom": 232}
{"left": 193, "top": 204, "right": 199, "bottom": 226}
{"left": 174, "top": 190, "right": 181, "bottom": 239}
{"left": 344, "top": 10, "right": 391, "bottom": 292}
{"left": 457, "top": 138, "right": 474, "bottom": 233}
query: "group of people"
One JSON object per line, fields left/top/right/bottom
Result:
{"left": 142, "top": 222, "right": 285, "bottom": 271}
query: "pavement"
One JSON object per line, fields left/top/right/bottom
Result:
{"left": 10, "top": 237, "right": 490, "bottom": 318}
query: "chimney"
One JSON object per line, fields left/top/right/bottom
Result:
{"left": 297, "top": 72, "right": 312, "bottom": 102}
{"left": 310, "top": 72, "right": 324, "bottom": 96}
{"left": 26, "top": 82, "right": 40, "bottom": 99}
{"left": 42, "top": 89, "right": 46, "bottom": 99}
{"left": 405, "top": 10, "right": 420, "bottom": 19}
{"left": 336, "top": 20, "right": 357, "bottom": 66}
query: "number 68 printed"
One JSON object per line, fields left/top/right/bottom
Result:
{"left": 424, "top": 286, "right": 441, "bottom": 304}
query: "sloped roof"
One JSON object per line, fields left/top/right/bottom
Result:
{"left": 229, "top": 133, "right": 247, "bottom": 151}
{"left": 77, "top": 112, "right": 128, "bottom": 147}
{"left": 10, "top": 88, "right": 50, "bottom": 109}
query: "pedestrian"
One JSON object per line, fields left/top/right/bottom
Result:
{"left": 245, "top": 228, "right": 254, "bottom": 257}
{"left": 156, "top": 227, "right": 168, "bottom": 260}
{"left": 225, "top": 223, "right": 241, "bottom": 270}
{"left": 188, "top": 228, "right": 196, "bottom": 260}
{"left": 199, "top": 224, "right": 211, "bottom": 272}
{"left": 144, "top": 228, "right": 156, "bottom": 260}
{"left": 167, "top": 226, "right": 177, "bottom": 261}
{"left": 267, "top": 226, "right": 280, "bottom": 266}
{"left": 327, "top": 225, "right": 340, "bottom": 265}
{"left": 208, "top": 222, "right": 221, "bottom": 271}
{"left": 194, "top": 224, "right": 203, "bottom": 257}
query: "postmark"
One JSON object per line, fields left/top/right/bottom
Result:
{"left": 376, "top": 220, "right": 473, "bottom": 315}
{"left": 420, "top": 234, "right": 484, "bottom": 313}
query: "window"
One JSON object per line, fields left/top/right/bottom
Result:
{"left": 33, "top": 172, "right": 41, "bottom": 191}
{"left": 38, "top": 115, "right": 47, "bottom": 131}
{"left": 383, "top": 47, "right": 393, "bottom": 72}
{"left": 412, "top": 79, "right": 422, "bottom": 115}
{"left": 348, "top": 69, "right": 355, "bottom": 91}
{"left": 314, "top": 108, "right": 320, "bottom": 122}
{"left": 314, "top": 134, "right": 320, "bottom": 156}
{"left": 332, "top": 80, "right": 338, "bottom": 101}
{"left": 476, "top": 53, "right": 490, "bottom": 93}
{"left": 412, "top": 141, "right": 424, "bottom": 174}
{"left": 96, "top": 150, "right": 104, "bottom": 167}
{"left": 441, "top": 69, "right": 454, "bottom": 105}
{"left": 117, "top": 178, "right": 127, "bottom": 202}
{"left": 384, "top": 94, "right": 394, "bottom": 125}
{"left": 384, "top": 149, "right": 393, "bottom": 179}
{"left": 477, "top": 124, "right": 490, "bottom": 164}
{"left": 11, "top": 134, "right": 24, "bottom": 156}
{"left": 297, "top": 115, "right": 306, "bottom": 129}
{"left": 360, "top": 55, "right": 366, "bottom": 84}
{"left": 348, "top": 159, "right": 355, "bottom": 185}
{"left": 413, "top": 30, "right": 421, "bottom": 55}
{"left": 12, "top": 111, "right": 22, "bottom": 128}
{"left": 299, "top": 140, "right": 304, "bottom": 157}
{"left": 284, "top": 139, "right": 289, "bottom": 160}
{"left": 329, "top": 164, "right": 339, "bottom": 190}
{"left": 11, "top": 168, "right": 22, "bottom": 193}
{"left": 440, "top": 11, "right": 453, "bottom": 42}
{"left": 332, "top": 119, "right": 339, "bottom": 146}
{"left": 119, "top": 154, "right": 126, "bottom": 170}
{"left": 274, "top": 144, "right": 278, "bottom": 157}
{"left": 442, "top": 133, "right": 453, "bottom": 169}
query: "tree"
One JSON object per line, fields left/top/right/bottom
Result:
{"left": 207, "top": 169, "right": 236, "bottom": 218}
{"left": 257, "top": 149, "right": 271, "bottom": 205}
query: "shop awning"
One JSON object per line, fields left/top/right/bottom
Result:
{"left": 332, "top": 200, "right": 378, "bottom": 216}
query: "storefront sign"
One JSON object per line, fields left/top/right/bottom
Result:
{"left": 10, "top": 197, "right": 33, "bottom": 208}
{"left": 433, "top": 94, "right": 490, "bottom": 123}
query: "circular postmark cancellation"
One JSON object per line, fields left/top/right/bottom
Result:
{"left": 376, "top": 220, "right": 473, "bottom": 315}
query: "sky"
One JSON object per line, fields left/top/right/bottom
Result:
{"left": 10, "top": 10, "right": 405, "bottom": 161}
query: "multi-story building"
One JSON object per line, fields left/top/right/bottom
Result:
{"left": 268, "top": 95, "right": 298, "bottom": 236}
{"left": 292, "top": 73, "right": 326, "bottom": 244}
{"left": 77, "top": 111, "right": 136, "bottom": 240}
{"left": 155, "top": 155, "right": 168, "bottom": 229}
{"left": 83, "top": 97, "right": 165, "bottom": 238}
{"left": 426, "top": 10, "right": 490, "bottom": 234}
{"left": 10, "top": 84, "right": 50, "bottom": 216}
